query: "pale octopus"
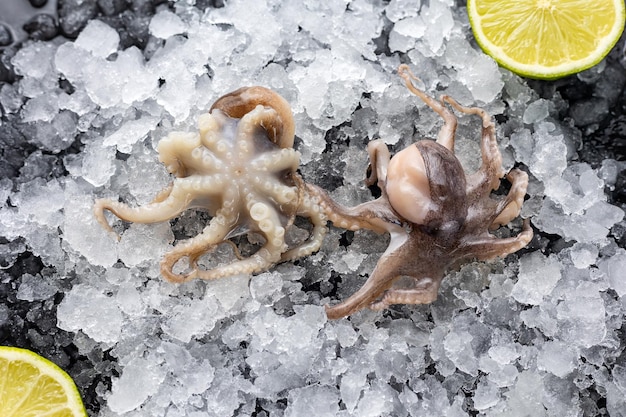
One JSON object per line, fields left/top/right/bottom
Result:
{"left": 94, "top": 87, "right": 326, "bottom": 283}
{"left": 307, "top": 65, "right": 533, "bottom": 319}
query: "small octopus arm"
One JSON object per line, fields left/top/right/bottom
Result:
{"left": 94, "top": 86, "right": 326, "bottom": 283}
{"left": 308, "top": 64, "right": 533, "bottom": 319}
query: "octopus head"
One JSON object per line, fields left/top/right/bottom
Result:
{"left": 385, "top": 140, "right": 468, "bottom": 241}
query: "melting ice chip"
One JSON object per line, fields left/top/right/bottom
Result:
{"left": 102, "top": 116, "right": 160, "bottom": 154}
{"left": 601, "top": 249, "right": 626, "bottom": 296}
{"left": 511, "top": 252, "right": 562, "bottom": 305}
{"left": 536, "top": 340, "right": 576, "bottom": 378}
{"left": 16, "top": 273, "right": 59, "bottom": 301}
{"left": 74, "top": 20, "right": 120, "bottom": 58}
{"left": 149, "top": 9, "right": 187, "bottom": 39}
{"left": 523, "top": 99, "right": 550, "bottom": 124}
{"left": 107, "top": 355, "right": 167, "bottom": 413}
{"left": 56, "top": 284, "right": 124, "bottom": 344}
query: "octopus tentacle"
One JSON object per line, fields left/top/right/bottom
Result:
{"left": 160, "top": 129, "right": 230, "bottom": 177}
{"left": 236, "top": 106, "right": 284, "bottom": 158}
{"left": 160, "top": 184, "right": 239, "bottom": 282}
{"left": 281, "top": 191, "right": 327, "bottom": 262}
{"left": 193, "top": 248, "right": 277, "bottom": 281}
{"left": 157, "top": 132, "right": 201, "bottom": 178}
{"left": 306, "top": 183, "right": 403, "bottom": 234}
{"left": 250, "top": 148, "right": 300, "bottom": 173}
{"left": 455, "top": 218, "right": 533, "bottom": 262}
{"left": 325, "top": 259, "right": 399, "bottom": 320}
{"left": 191, "top": 197, "right": 286, "bottom": 280}
{"left": 250, "top": 175, "right": 300, "bottom": 230}
{"left": 197, "top": 111, "right": 238, "bottom": 159}
{"left": 490, "top": 169, "right": 529, "bottom": 229}
{"left": 247, "top": 195, "right": 288, "bottom": 257}
{"left": 365, "top": 139, "right": 391, "bottom": 188}
{"left": 210, "top": 86, "right": 295, "bottom": 149}
{"left": 173, "top": 172, "right": 224, "bottom": 189}
{"left": 195, "top": 146, "right": 227, "bottom": 175}
{"left": 94, "top": 179, "right": 210, "bottom": 238}
{"left": 223, "top": 240, "right": 245, "bottom": 260}
{"left": 160, "top": 210, "right": 236, "bottom": 283}
{"left": 369, "top": 277, "right": 441, "bottom": 311}
{"left": 149, "top": 182, "right": 174, "bottom": 203}
{"left": 442, "top": 96, "right": 505, "bottom": 195}
{"left": 257, "top": 180, "right": 299, "bottom": 207}
{"left": 278, "top": 172, "right": 304, "bottom": 232}
{"left": 161, "top": 138, "right": 225, "bottom": 179}
{"left": 398, "top": 64, "right": 458, "bottom": 152}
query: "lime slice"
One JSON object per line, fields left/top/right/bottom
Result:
{"left": 0, "top": 346, "right": 87, "bottom": 417}
{"left": 467, "top": 0, "right": 626, "bottom": 79}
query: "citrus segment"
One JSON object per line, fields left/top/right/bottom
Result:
{"left": 467, "top": 0, "right": 626, "bottom": 79}
{"left": 0, "top": 346, "right": 87, "bottom": 417}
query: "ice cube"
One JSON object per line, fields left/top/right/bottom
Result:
{"left": 149, "top": 10, "right": 187, "bottom": 39}
{"left": 511, "top": 253, "right": 562, "bottom": 305}
{"left": 75, "top": 20, "right": 120, "bottom": 58}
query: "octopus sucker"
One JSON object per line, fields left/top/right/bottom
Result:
{"left": 95, "top": 86, "right": 327, "bottom": 283}
{"left": 197, "top": 112, "right": 218, "bottom": 134}
{"left": 249, "top": 148, "right": 300, "bottom": 172}
{"left": 313, "top": 64, "right": 533, "bottom": 319}
{"left": 268, "top": 183, "right": 299, "bottom": 206}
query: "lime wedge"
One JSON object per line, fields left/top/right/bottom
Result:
{"left": 0, "top": 346, "right": 87, "bottom": 417}
{"left": 467, "top": 0, "right": 626, "bottom": 79}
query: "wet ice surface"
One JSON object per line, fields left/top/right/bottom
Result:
{"left": 1, "top": 0, "right": 626, "bottom": 416}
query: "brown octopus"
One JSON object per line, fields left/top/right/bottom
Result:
{"left": 94, "top": 87, "right": 326, "bottom": 283}
{"left": 307, "top": 64, "right": 533, "bottom": 319}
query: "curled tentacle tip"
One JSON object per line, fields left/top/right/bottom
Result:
{"left": 397, "top": 64, "right": 411, "bottom": 77}
{"left": 93, "top": 200, "right": 121, "bottom": 241}
{"left": 160, "top": 255, "right": 198, "bottom": 283}
{"left": 397, "top": 64, "right": 425, "bottom": 89}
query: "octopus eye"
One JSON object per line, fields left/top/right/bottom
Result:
{"left": 385, "top": 144, "right": 435, "bottom": 225}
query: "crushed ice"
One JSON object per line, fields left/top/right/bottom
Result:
{"left": 1, "top": 0, "right": 625, "bottom": 415}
